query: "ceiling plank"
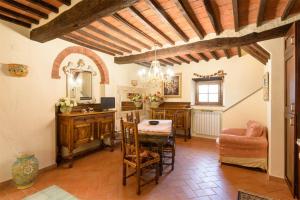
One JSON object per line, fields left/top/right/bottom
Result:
{"left": 256, "top": 0, "right": 266, "bottom": 27}
{"left": 57, "top": 0, "right": 71, "bottom": 6}
{"left": 147, "top": 0, "right": 189, "bottom": 42}
{"left": 186, "top": 54, "right": 199, "bottom": 62}
{"left": 223, "top": 49, "right": 230, "bottom": 59}
{"left": 98, "top": 19, "right": 151, "bottom": 50}
{"left": 30, "top": 0, "right": 138, "bottom": 42}
{"left": 0, "top": 6, "right": 39, "bottom": 24}
{"left": 166, "top": 58, "right": 181, "bottom": 65}
{"left": 114, "top": 24, "right": 290, "bottom": 64}
{"left": 210, "top": 51, "right": 219, "bottom": 60}
{"left": 135, "top": 62, "right": 150, "bottom": 67}
{"left": 27, "top": 0, "right": 58, "bottom": 13}
{"left": 173, "top": 0, "right": 204, "bottom": 39}
{"left": 60, "top": 36, "right": 115, "bottom": 56}
{"left": 175, "top": 55, "right": 190, "bottom": 64}
{"left": 232, "top": 0, "right": 239, "bottom": 32}
{"left": 203, "top": 0, "right": 221, "bottom": 34}
{"left": 86, "top": 25, "right": 141, "bottom": 52}
{"left": 2, "top": 0, "right": 48, "bottom": 19}
{"left": 112, "top": 13, "right": 163, "bottom": 47}
{"left": 282, "top": 0, "right": 297, "bottom": 20}
{"left": 0, "top": 12, "right": 31, "bottom": 27}
{"left": 75, "top": 29, "right": 132, "bottom": 53}
{"left": 66, "top": 33, "right": 124, "bottom": 55}
{"left": 198, "top": 53, "right": 208, "bottom": 61}
{"left": 128, "top": 6, "right": 175, "bottom": 45}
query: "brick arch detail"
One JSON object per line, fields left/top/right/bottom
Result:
{"left": 52, "top": 46, "right": 109, "bottom": 84}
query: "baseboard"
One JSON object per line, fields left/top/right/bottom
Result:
{"left": 191, "top": 136, "right": 216, "bottom": 142}
{"left": 0, "top": 163, "right": 57, "bottom": 187}
{"left": 268, "top": 175, "right": 285, "bottom": 183}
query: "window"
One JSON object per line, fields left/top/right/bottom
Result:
{"left": 195, "top": 80, "right": 223, "bottom": 106}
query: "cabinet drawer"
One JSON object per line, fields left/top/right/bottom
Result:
{"left": 73, "top": 116, "right": 95, "bottom": 124}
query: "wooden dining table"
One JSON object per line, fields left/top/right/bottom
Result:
{"left": 138, "top": 119, "right": 173, "bottom": 175}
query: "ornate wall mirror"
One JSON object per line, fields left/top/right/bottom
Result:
{"left": 64, "top": 59, "right": 97, "bottom": 101}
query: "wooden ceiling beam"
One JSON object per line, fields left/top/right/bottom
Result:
{"left": 198, "top": 53, "right": 209, "bottom": 62}
{"left": 2, "top": 0, "right": 48, "bottom": 19}
{"left": 112, "top": 13, "right": 163, "bottom": 47}
{"left": 85, "top": 25, "right": 141, "bottom": 52}
{"left": 146, "top": 0, "right": 189, "bottom": 42}
{"left": 203, "top": 0, "right": 221, "bottom": 34}
{"left": 98, "top": 19, "right": 151, "bottom": 50}
{"left": 57, "top": 0, "right": 71, "bottom": 6}
{"left": 135, "top": 62, "right": 150, "bottom": 67}
{"left": 282, "top": 0, "right": 297, "bottom": 20}
{"left": 0, "top": 6, "right": 39, "bottom": 24}
{"left": 242, "top": 45, "right": 268, "bottom": 65}
{"left": 173, "top": 0, "right": 204, "bottom": 39}
{"left": 30, "top": 0, "right": 138, "bottom": 42}
{"left": 256, "top": 0, "right": 266, "bottom": 27}
{"left": 75, "top": 29, "right": 132, "bottom": 53}
{"left": 114, "top": 24, "right": 290, "bottom": 64}
{"left": 159, "top": 59, "right": 174, "bottom": 66}
{"left": 186, "top": 54, "right": 199, "bottom": 63}
{"left": 232, "top": 0, "right": 239, "bottom": 32}
{"left": 210, "top": 51, "right": 219, "bottom": 60}
{"left": 223, "top": 49, "right": 230, "bottom": 59}
{"left": 60, "top": 36, "right": 115, "bottom": 56}
{"left": 128, "top": 6, "right": 175, "bottom": 45}
{"left": 175, "top": 55, "right": 190, "bottom": 64}
{"left": 27, "top": 0, "right": 58, "bottom": 13}
{"left": 237, "top": 47, "right": 242, "bottom": 57}
{"left": 0, "top": 12, "right": 31, "bottom": 27}
{"left": 251, "top": 43, "right": 270, "bottom": 59}
{"left": 66, "top": 33, "right": 124, "bottom": 55}
{"left": 166, "top": 58, "right": 181, "bottom": 65}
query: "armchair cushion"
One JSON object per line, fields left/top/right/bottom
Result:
{"left": 222, "top": 128, "right": 246, "bottom": 136}
{"left": 246, "top": 120, "right": 264, "bottom": 137}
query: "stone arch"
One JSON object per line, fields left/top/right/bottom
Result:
{"left": 52, "top": 46, "right": 109, "bottom": 84}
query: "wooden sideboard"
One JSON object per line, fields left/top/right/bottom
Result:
{"left": 151, "top": 102, "right": 191, "bottom": 141}
{"left": 57, "top": 110, "right": 115, "bottom": 167}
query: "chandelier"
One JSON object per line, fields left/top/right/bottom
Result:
{"left": 138, "top": 45, "right": 174, "bottom": 84}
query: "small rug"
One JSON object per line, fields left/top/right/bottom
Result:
{"left": 23, "top": 185, "right": 78, "bottom": 200}
{"left": 237, "top": 190, "right": 272, "bottom": 200}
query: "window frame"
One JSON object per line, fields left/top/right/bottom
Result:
{"left": 195, "top": 79, "right": 223, "bottom": 106}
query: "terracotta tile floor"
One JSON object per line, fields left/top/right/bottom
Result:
{"left": 0, "top": 138, "right": 293, "bottom": 200}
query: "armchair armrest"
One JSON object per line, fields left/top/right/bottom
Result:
{"left": 221, "top": 128, "right": 246, "bottom": 136}
{"left": 219, "top": 134, "right": 268, "bottom": 149}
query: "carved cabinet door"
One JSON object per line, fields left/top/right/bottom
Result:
{"left": 73, "top": 122, "right": 93, "bottom": 147}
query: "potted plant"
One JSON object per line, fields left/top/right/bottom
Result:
{"left": 56, "top": 97, "right": 77, "bottom": 113}
{"left": 145, "top": 92, "right": 164, "bottom": 108}
{"left": 129, "top": 94, "right": 143, "bottom": 108}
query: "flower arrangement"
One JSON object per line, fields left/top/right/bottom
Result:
{"left": 56, "top": 97, "right": 77, "bottom": 113}
{"left": 145, "top": 92, "right": 164, "bottom": 103}
{"left": 145, "top": 92, "right": 164, "bottom": 108}
{"left": 128, "top": 93, "right": 143, "bottom": 108}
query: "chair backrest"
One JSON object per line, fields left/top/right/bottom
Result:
{"left": 134, "top": 111, "right": 140, "bottom": 124}
{"left": 152, "top": 110, "right": 165, "bottom": 120}
{"left": 126, "top": 112, "right": 134, "bottom": 122}
{"left": 174, "top": 110, "right": 186, "bottom": 128}
{"left": 120, "top": 118, "right": 140, "bottom": 162}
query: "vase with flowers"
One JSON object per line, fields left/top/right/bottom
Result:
{"left": 145, "top": 92, "right": 164, "bottom": 108}
{"left": 56, "top": 97, "right": 77, "bottom": 113}
{"left": 129, "top": 94, "right": 143, "bottom": 108}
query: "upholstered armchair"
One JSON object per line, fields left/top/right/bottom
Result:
{"left": 217, "top": 121, "right": 268, "bottom": 170}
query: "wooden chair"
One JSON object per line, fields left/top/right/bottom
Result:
{"left": 126, "top": 112, "right": 134, "bottom": 122}
{"left": 120, "top": 118, "right": 160, "bottom": 195}
{"left": 152, "top": 110, "right": 165, "bottom": 120}
{"left": 162, "top": 121, "right": 176, "bottom": 171}
{"left": 134, "top": 111, "right": 140, "bottom": 124}
{"left": 100, "top": 117, "right": 115, "bottom": 151}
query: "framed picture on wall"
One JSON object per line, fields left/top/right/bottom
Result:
{"left": 163, "top": 73, "right": 182, "bottom": 98}
{"left": 263, "top": 72, "right": 269, "bottom": 101}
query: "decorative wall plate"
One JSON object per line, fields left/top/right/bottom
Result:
{"left": 7, "top": 64, "right": 28, "bottom": 77}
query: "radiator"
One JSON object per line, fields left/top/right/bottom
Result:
{"left": 192, "top": 110, "right": 222, "bottom": 138}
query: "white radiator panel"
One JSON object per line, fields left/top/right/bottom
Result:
{"left": 192, "top": 110, "right": 222, "bottom": 138}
